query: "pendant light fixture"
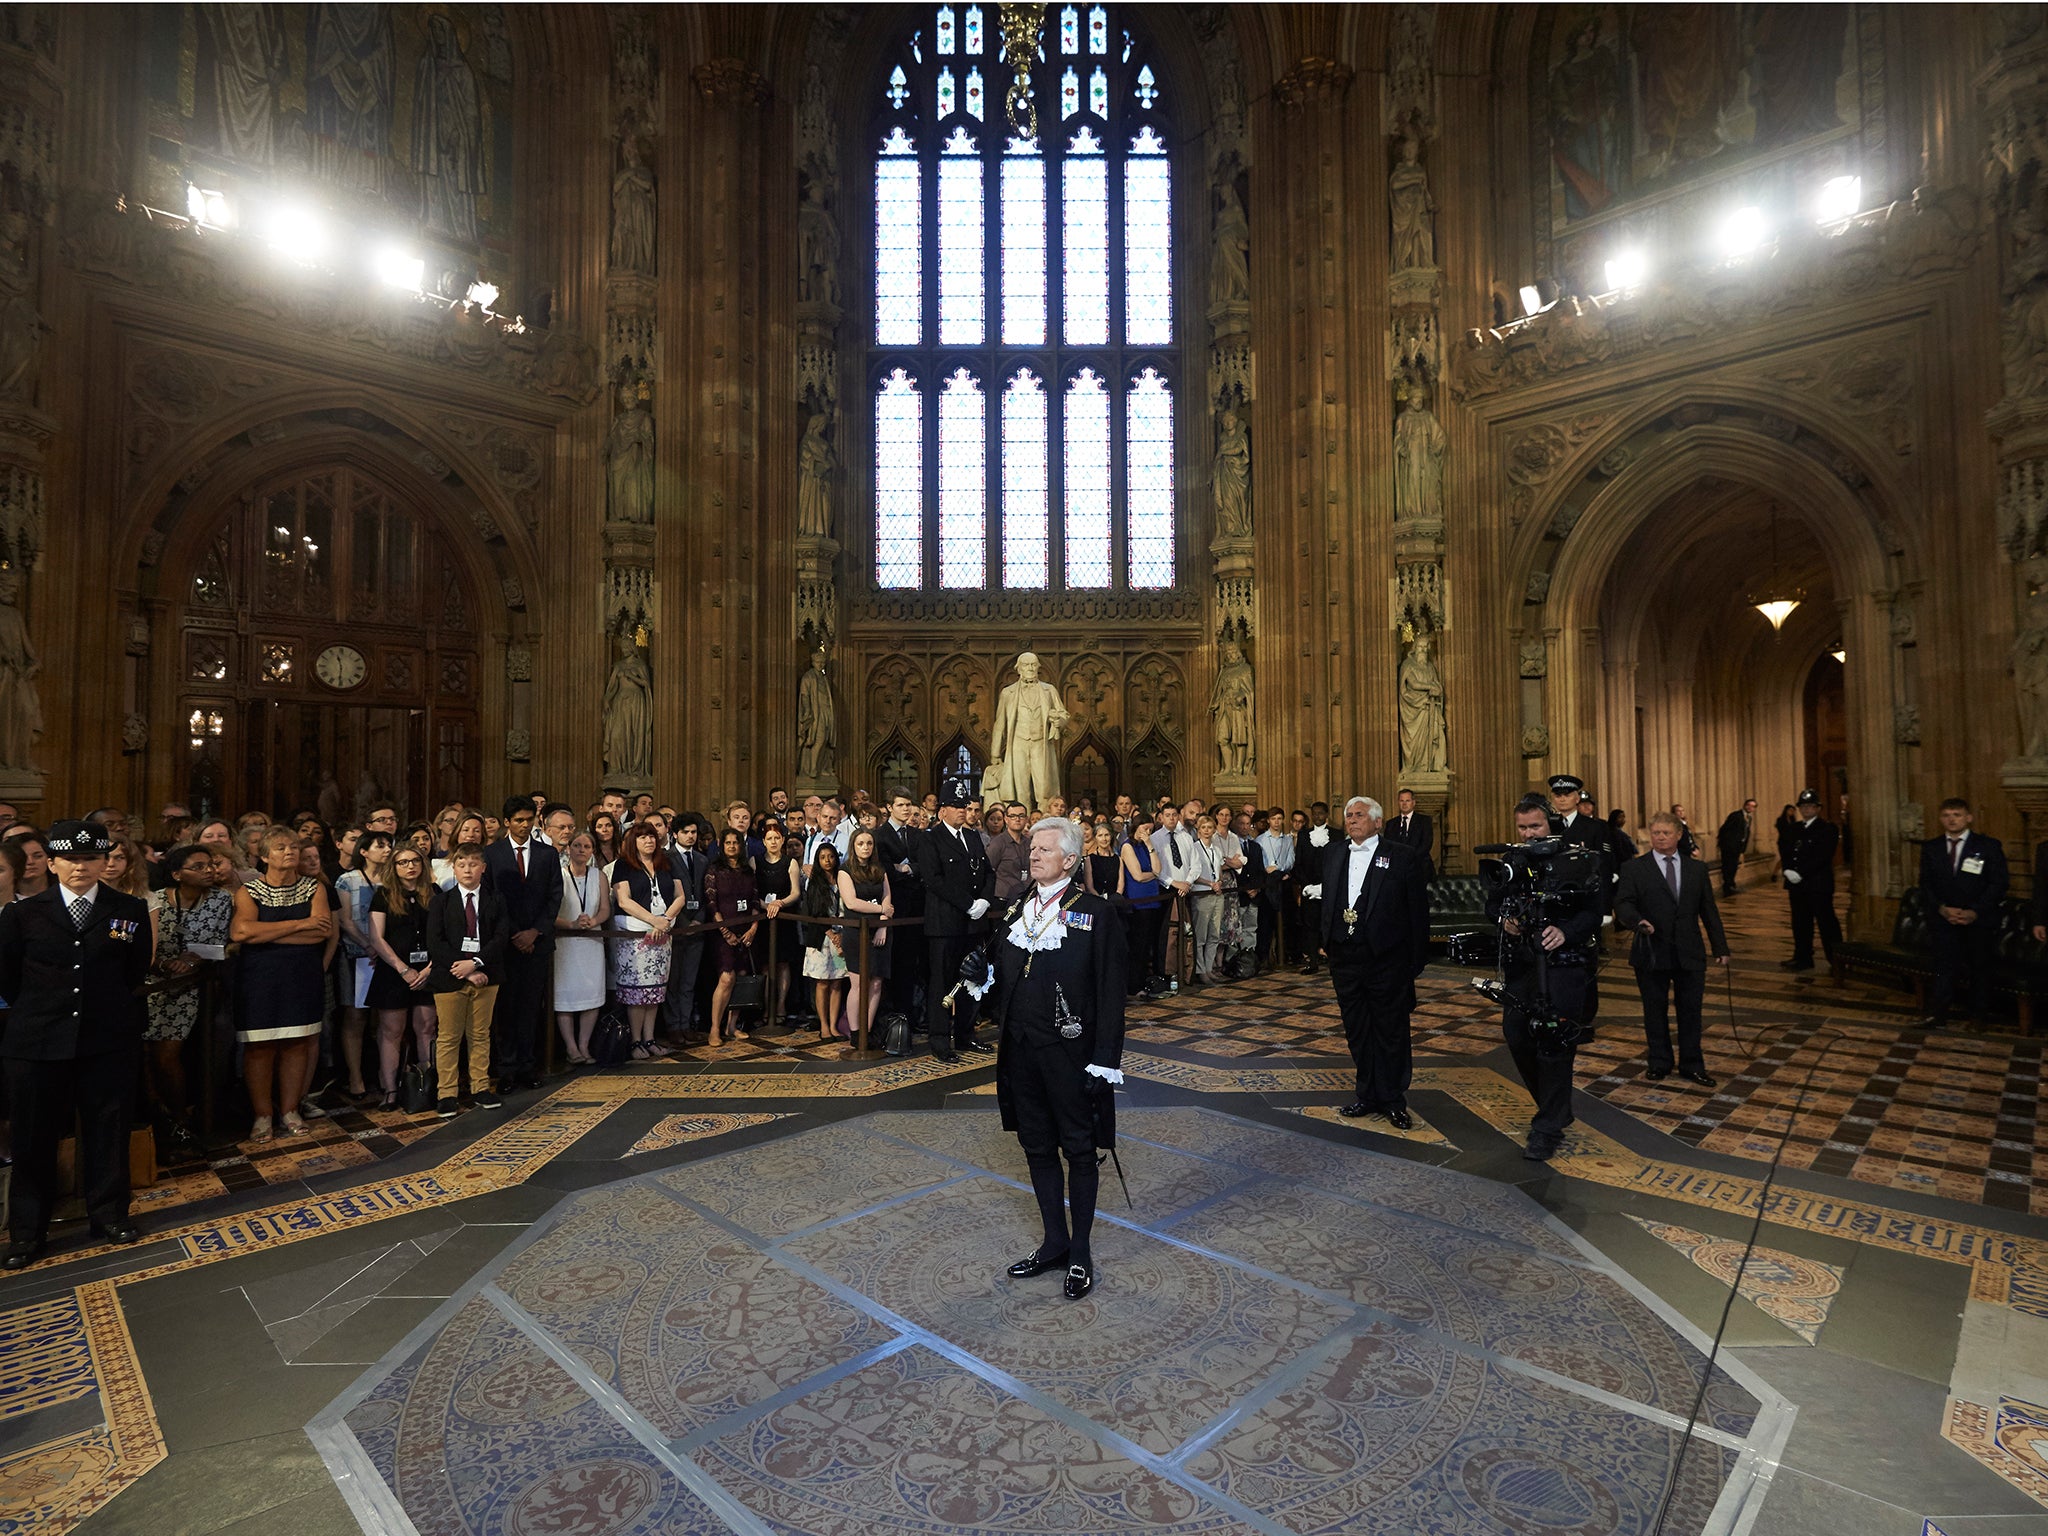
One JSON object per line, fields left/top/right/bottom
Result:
{"left": 1748, "top": 504, "right": 1805, "bottom": 631}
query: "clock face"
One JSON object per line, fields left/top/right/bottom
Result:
{"left": 315, "top": 644, "right": 367, "bottom": 691}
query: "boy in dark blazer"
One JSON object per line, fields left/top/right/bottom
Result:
{"left": 428, "top": 842, "right": 510, "bottom": 1117}
{"left": 483, "top": 796, "right": 562, "bottom": 1090}
{"left": 1614, "top": 813, "right": 1730, "bottom": 1085}
{"left": 1917, "top": 797, "right": 2008, "bottom": 1028}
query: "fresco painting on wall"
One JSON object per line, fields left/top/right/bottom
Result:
{"left": 140, "top": 3, "right": 517, "bottom": 261}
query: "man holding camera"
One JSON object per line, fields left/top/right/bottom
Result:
{"left": 1485, "top": 794, "right": 1605, "bottom": 1161}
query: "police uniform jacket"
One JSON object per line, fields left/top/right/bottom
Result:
{"left": 1780, "top": 816, "right": 1839, "bottom": 893}
{"left": 0, "top": 885, "right": 153, "bottom": 1060}
{"left": 991, "top": 884, "right": 1126, "bottom": 1146}
{"left": 915, "top": 822, "right": 994, "bottom": 937}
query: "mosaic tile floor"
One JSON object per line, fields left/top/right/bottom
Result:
{"left": 131, "top": 1101, "right": 446, "bottom": 1215}
{"left": 313, "top": 1107, "right": 1788, "bottom": 1536}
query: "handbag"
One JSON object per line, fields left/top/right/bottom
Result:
{"left": 400, "top": 1061, "right": 437, "bottom": 1114}
{"left": 727, "top": 972, "right": 767, "bottom": 1015}
{"left": 881, "top": 1012, "right": 913, "bottom": 1057}
{"left": 589, "top": 1006, "right": 635, "bottom": 1066}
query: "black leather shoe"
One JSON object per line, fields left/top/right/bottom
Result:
{"left": 1677, "top": 1068, "right": 1717, "bottom": 1088}
{"left": 91, "top": 1222, "right": 142, "bottom": 1246}
{"left": 963, "top": 1039, "right": 995, "bottom": 1054}
{"left": 2, "top": 1240, "right": 44, "bottom": 1270}
{"left": 1522, "top": 1136, "right": 1560, "bottom": 1162}
{"left": 933, "top": 1049, "right": 961, "bottom": 1064}
{"left": 1337, "top": 1101, "right": 1372, "bottom": 1118}
{"left": 1779, "top": 959, "right": 1814, "bottom": 972}
{"left": 1063, "top": 1262, "right": 1095, "bottom": 1300}
{"left": 1643, "top": 1068, "right": 1670, "bottom": 1082}
{"left": 1387, "top": 1107, "right": 1415, "bottom": 1131}
{"left": 1297, "top": 961, "right": 1320, "bottom": 975}
{"left": 1006, "top": 1248, "right": 1069, "bottom": 1279}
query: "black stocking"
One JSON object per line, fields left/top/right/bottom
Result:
{"left": 1065, "top": 1149, "right": 1100, "bottom": 1269}
{"left": 1025, "top": 1151, "right": 1069, "bottom": 1259}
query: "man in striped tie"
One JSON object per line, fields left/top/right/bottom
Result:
{"left": 1615, "top": 812, "right": 1731, "bottom": 1092}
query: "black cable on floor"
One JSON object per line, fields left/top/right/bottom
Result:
{"left": 1649, "top": 963, "right": 1846, "bottom": 1535}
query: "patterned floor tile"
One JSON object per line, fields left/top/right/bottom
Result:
{"left": 1181, "top": 1322, "right": 1736, "bottom": 1536}
{"left": 695, "top": 1343, "right": 1249, "bottom": 1534}
{"left": 1284, "top": 1102, "right": 1455, "bottom": 1149}
{"left": 494, "top": 1185, "right": 895, "bottom": 1439}
{"left": 622, "top": 1112, "right": 796, "bottom": 1157}
{"left": 653, "top": 1120, "right": 960, "bottom": 1238}
{"left": 783, "top": 1179, "right": 1352, "bottom": 1454}
{"left": 1624, "top": 1216, "right": 1844, "bottom": 1344}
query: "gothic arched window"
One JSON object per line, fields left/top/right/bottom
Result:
{"left": 870, "top": 4, "right": 1176, "bottom": 593}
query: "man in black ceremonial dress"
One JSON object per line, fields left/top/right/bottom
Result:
{"left": 915, "top": 779, "right": 995, "bottom": 1061}
{"left": 990, "top": 816, "right": 1126, "bottom": 1299}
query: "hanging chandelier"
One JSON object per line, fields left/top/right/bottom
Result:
{"left": 999, "top": 2, "right": 1045, "bottom": 140}
{"left": 1747, "top": 504, "right": 1805, "bottom": 631}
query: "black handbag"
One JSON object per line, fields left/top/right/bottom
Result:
{"left": 881, "top": 1012, "right": 913, "bottom": 1057}
{"left": 727, "top": 973, "right": 767, "bottom": 1015}
{"left": 399, "top": 1061, "right": 437, "bottom": 1114}
{"left": 589, "top": 1007, "right": 634, "bottom": 1066}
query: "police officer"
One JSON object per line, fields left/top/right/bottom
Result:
{"left": 991, "top": 816, "right": 1126, "bottom": 1300}
{"left": 1546, "top": 773, "right": 1616, "bottom": 1020}
{"left": 0, "top": 820, "right": 154, "bottom": 1268}
{"left": 1488, "top": 794, "right": 1602, "bottom": 1161}
{"left": 1779, "top": 788, "right": 1842, "bottom": 971}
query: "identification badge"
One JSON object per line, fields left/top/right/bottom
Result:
{"left": 735, "top": 898, "right": 750, "bottom": 913}
{"left": 1061, "top": 910, "right": 1094, "bottom": 931}
{"left": 687, "top": 898, "right": 700, "bottom": 910}
{"left": 461, "top": 937, "right": 481, "bottom": 954}
{"left": 1962, "top": 856, "right": 1986, "bottom": 875}
{"left": 409, "top": 950, "right": 430, "bottom": 965}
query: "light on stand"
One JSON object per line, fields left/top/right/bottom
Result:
{"left": 1717, "top": 206, "right": 1769, "bottom": 259}
{"left": 465, "top": 279, "right": 500, "bottom": 309}
{"left": 373, "top": 245, "right": 426, "bottom": 292}
{"left": 1816, "top": 175, "right": 1862, "bottom": 223}
{"left": 1518, "top": 283, "right": 1550, "bottom": 317}
{"left": 263, "top": 204, "right": 327, "bottom": 265}
{"left": 184, "top": 184, "right": 232, "bottom": 228}
{"left": 1603, "top": 249, "right": 1648, "bottom": 292}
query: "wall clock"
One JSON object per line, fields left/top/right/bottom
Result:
{"left": 315, "top": 643, "right": 367, "bottom": 691}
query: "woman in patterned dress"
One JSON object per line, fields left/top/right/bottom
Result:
{"left": 229, "top": 827, "right": 333, "bottom": 1140}
{"left": 145, "top": 845, "right": 234, "bottom": 1156}
{"left": 611, "top": 821, "right": 680, "bottom": 1060}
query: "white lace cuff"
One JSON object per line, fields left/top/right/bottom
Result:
{"left": 962, "top": 963, "right": 995, "bottom": 999}
{"left": 1084, "top": 1064, "right": 1124, "bottom": 1085}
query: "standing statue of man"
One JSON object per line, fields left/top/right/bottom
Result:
{"left": 797, "top": 414, "right": 835, "bottom": 542}
{"left": 605, "top": 382, "right": 655, "bottom": 525}
{"left": 1399, "top": 633, "right": 1448, "bottom": 775}
{"left": 797, "top": 648, "right": 838, "bottom": 782}
{"left": 991, "top": 651, "right": 1070, "bottom": 811}
{"left": 1210, "top": 643, "right": 1255, "bottom": 778}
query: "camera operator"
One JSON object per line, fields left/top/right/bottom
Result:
{"left": 1483, "top": 793, "right": 1604, "bottom": 1162}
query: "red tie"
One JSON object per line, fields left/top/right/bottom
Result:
{"left": 465, "top": 892, "right": 478, "bottom": 939}
{"left": 516, "top": 843, "right": 526, "bottom": 879}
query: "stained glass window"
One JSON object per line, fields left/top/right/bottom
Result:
{"left": 875, "top": 370, "right": 923, "bottom": 588}
{"left": 938, "top": 369, "right": 986, "bottom": 587}
{"left": 1002, "top": 369, "right": 1049, "bottom": 588}
{"left": 870, "top": 6, "right": 1176, "bottom": 592}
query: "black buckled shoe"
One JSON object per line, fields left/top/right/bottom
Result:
{"left": 1337, "top": 1101, "right": 1371, "bottom": 1119}
{"left": 1063, "top": 1261, "right": 1095, "bottom": 1300}
{"left": 1386, "top": 1107, "right": 1415, "bottom": 1131}
{"left": 1006, "top": 1248, "right": 1070, "bottom": 1280}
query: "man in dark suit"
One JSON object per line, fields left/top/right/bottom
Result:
{"left": 1293, "top": 800, "right": 1333, "bottom": 974}
{"left": 1383, "top": 787, "right": 1435, "bottom": 870}
{"left": 1716, "top": 799, "right": 1756, "bottom": 897}
{"left": 992, "top": 817, "right": 1126, "bottom": 1299}
{"left": 1312, "top": 795, "right": 1432, "bottom": 1129}
{"left": 662, "top": 818, "right": 708, "bottom": 1039}
{"left": 1614, "top": 812, "right": 1731, "bottom": 1086}
{"left": 876, "top": 790, "right": 928, "bottom": 1019}
{"left": 0, "top": 821, "right": 153, "bottom": 1267}
{"left": 1779, "top": 788, "right": 1841, "bottom": 971}
{"left": 427, "top": 843, "right": 510, "bottom": 1118}
{"left": 1918, "top": 797, "right": 2009, "bottom": 1029}
{"left": 914, "top": 779, "right": 994, "bottom": 1061}
{"left": 481, "top": 796, "right": 561, "bottom": 1090}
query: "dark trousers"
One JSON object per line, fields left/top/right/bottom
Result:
{"left": 1719, "top": 847, "right": 1741, "bottom": 895}
{"left": 662, "top": 936, "right": 706, "bottom": 1034}
{"left": 1005, "top": 1026, "right": 1102, "bottom": 1265}
{"left": 1327, "top": 947, "right": 1415, "bottom": 1110}
{"left": 925, "top": 931, "right": 980, "bottom": 1049}
{"left": 1126, "top": 903, "right": 1164, "bottom": 988}
{"left": 6, "top": 1051, "right": 136, "bottom": 1241}
{"left": 885, "top": 925, "right": 925, "bottom": 1018}
{"left": 491, "top": 946, "right": 551, "bottom": 1078}
{"left": 1787, "top": 883, "right": 1842, "bottom": 965}
{"left": 1296, "top": 891, "right": 1322, "bottom": 969}
{"left": 1500, "top": 1005, "right": 1576, "bottom": 1141}
{"left": 1928, "top": 918, "right": 1998, "bottom": 1020}
{"left": 1635, "top": 965, "right": 1708, "bottom": 1073}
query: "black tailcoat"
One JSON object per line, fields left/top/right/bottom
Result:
{"left": 992, "top": 884, "right": 1126, "bottom": 1150}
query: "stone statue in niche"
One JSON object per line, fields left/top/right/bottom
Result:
{"left": 1210, "top": 643, "right": 1256, "bottom": 777}
{"left": 1210, "top": 180, "right": 1250, "bottom": 309}
{"left": 605, "top": 381, "right": 655, "bottom": 524}
{"left": 610, "top": 133, "right": 656, "bottom": 274}
{"left": 1398, "top": 632, "right": 1447, "bottom": 774}
{"left": 601, "top": 636, "right": 653, "bottom": 781}
{"left": 1388, "top": 134, "right": 1435, "bottom": 272}
{"left": 991, "top": 650, "right": 1070, "bottom": 810}
{"left": 2013, "top": 585, "right": 2048, "bottom": 759}
{"left": 1212, "top": 410, "right": 1251, "bottom": 540}
{"left": 797, "top": 413, "right": 836, "bottom": 541}
{"left": 0, "top": 569, "right": 41, "bottom": 771}
{"left": 1393, "top": 386, "right": 1446, "bottom": 528}
{"left": 797, "top": 647, "right": 838, "bottom": 782}
{"left": 798, "top": 173, "right": 841, "bottom": 307}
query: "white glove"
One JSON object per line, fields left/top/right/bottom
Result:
{"left": 967, "top": 898, "right": 990, "bottom": 920}
{"left": 1084, "top": 1064, "right": 1124, "bottom": 1085}
{"left": 1308, "top": 827, "right": 1331, "bottom": 848}
{"left": 1302, "top": 884, "right": 1324, "bottom": 901}
{"left": 1783, "top": 870, "right": 1803, "bottom": 886}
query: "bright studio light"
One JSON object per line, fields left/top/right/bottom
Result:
{"left": 374, "top": 245, "right": 426, "bottom": 291}
{"left": 1518, "top": 284, "right": 1546, "bottom": 316}
{"left": 1817, "top": 175, "right": 1862, "bottom": 223}
{"left": 465, "top": 279, "right": 500, "bottom": 309}
{"left": 264, "top": 204, "right": 327, "bottom": 265}
{"left": 184, "top": 184, "right": 231, "bottom": 228}
{"left": 1603, "top": 250, "right": 1647, "bottom": 291}
{"left": 1717, "top": 206, "right": 1769, "bottom": 259}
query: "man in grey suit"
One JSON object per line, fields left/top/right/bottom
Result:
{"left": 1614, "top": 812, "right": 1730, "bottom": 1087}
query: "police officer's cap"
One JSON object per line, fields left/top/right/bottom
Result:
{"left": 939, "top": 779, "right": 975, "bottom": 808}
{"left": 46, "top": 820, "right": 112, "bottom": 857}
{"left": 1547, "top": 774, "right": 1584, "bottom": 796}
{"left": 1796, "top": 788, "right": 1820, "bottom": 806}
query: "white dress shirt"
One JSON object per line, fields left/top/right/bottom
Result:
{"left": 1342, "top": 834, "right": 1382, "bottom": 909}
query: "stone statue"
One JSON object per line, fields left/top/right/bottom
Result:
{"left": 990, "top": 650, "right": 1070, "bottom": 810}
{"left": 1398, "top": 632, "right": 1447, "bottom": 775}
{"left": 797, "top": 413, "right": 835, "bottom": 541}
{"left": 1210, "top": 643, "right": 1255, "bottom": 778}
{"left": 601, "top": 637, "right": 653, "bottom": 781}
{"left": 605, "top": 382, "right": 655, "bottom": 524}
{"left": 610, "top": 133, "right": 655, "bottom": 274}
{"left": 798, "top": 173, "right": 841, "bottom": 307}
{"left": 797, "top": 647, "right": 838, "bottom": 781}
{"left": 1393, "top": 386, "right": 1447, "bottom": 528}
{"left": 2015, "top": 586, "right": 2048, "bottom": 759}
{"left": 1389, "top": 135, "right": 1435, "bottom": 271}
{"left": 1213, "top": 411, "right": 1251, "bottom": 540}
{"left": 0, "top": 569, "right": 40, "bottom": 771}
{"left": 1210, "top": 180, "right": 1250, "bottom": 309}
